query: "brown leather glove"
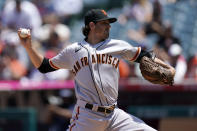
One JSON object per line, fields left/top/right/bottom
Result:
{"left": 140, "top": 56, "right": 175, "bottom": 86}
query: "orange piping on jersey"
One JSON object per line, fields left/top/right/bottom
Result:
{"left": 69, "top": 106, "right": 79, "bottom": 131}
{"left": 130, "top": 47, "right": 141, "bottom": 62}
{"left": 69, "top": 123, "right": 76, "bottom": 131}
{"left": 49, "top": 59, "right": 60, "bottom": 69}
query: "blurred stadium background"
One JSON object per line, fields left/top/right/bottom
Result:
{"left": 0, "top": 0, "right": 197, "bottom": 131}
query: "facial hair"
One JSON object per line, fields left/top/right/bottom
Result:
{"left": 104, "top": 29, "right": 109, "bottom": 39}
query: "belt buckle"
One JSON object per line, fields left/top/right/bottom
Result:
{"left": 104, "top": 108, "right": 107, "bottom": 115}
{"left": 104, "top": 105, "right": 115, "bottom": 115}
{"left": 108, "top": 105, "right": 115, "bottom": 110}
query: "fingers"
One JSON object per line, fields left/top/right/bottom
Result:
{"left": 17, "top": 28, "right": 23, "bottom": 40}
{"left": 17, "top": 28, "right": 32, "bottom": 48}
{"left": 18, "top": 28, "right": 31, "bottom": 39}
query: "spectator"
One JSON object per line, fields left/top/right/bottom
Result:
{"left": 2, "top": 0, "right": 42, "bottom": 37}
{"left": 0, "top": 29, "right": 28, "bottom": 80}
{"left": 119, "top": 60, "right": 130, "bottom": 78}
{"left": 28, "top": 23, "right": 72, "bottom": 81}
{"left": 156, "top": 23, "right": 180, "bottom": 52}
{"left": 38, "top": 24, "right": 71, "bottom": 51}
{"left": 144, "top": 0, "right": 164, "bottom": 36}
{"left": 168, "top": 44, "right": 187, "bottom": 84}
{"left": 32, "top": 0, "right": 83, "bottom": 24}
{"left": 0, "top": 43, "right": 27, "bottom": 80}
{"left": 46, "top": 89, "right": 75, "bottom": 130}
{"left": 185, "top": 54, "right": 197, "bottom": 80}
{"left": 121, "top": 0, "right": 153, "bottom": 24}
{"left": 120, "top": 0, "right": 155, "bottom": 45}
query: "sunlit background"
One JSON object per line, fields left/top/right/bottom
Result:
{"left": 0, "top": 0, "right": 197, "bottom": 131}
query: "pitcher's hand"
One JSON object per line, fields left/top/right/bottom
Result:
{"left": 17, "top": 28, "right": 32, "bottom": 49}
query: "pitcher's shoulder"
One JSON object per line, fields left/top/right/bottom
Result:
{"left": 64, "top": 42, "right": 82, "bottom": 51}
{"left": 108, "top": 39, "right": 130, "bottom": 46}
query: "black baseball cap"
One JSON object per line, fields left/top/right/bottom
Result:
{"left": 84, "top": 9, "right": 117, "bottom": 25}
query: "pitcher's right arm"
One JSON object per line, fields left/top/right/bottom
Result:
{"left": 18, "top": 28, "right": 56, "bottom": 73}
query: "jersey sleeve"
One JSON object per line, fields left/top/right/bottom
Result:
{"left": 49, "top": 47, "right": 72, "bottom": 69}
{"left": 119, "top": 40, "right": 141, "bottom": 62}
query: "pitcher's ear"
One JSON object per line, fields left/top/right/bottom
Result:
{"left": 89, "top": 22, "right": 96, "bottom": 30}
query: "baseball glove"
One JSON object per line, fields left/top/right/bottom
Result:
{"left": 140, "top": 56, "right": 174, "bottom": 86}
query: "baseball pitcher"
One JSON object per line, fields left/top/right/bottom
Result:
{"left": 18, "top": 9, "right": 175, "bottom": 131}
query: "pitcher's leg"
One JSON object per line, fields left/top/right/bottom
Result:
{"left": 108, "top": 108, "right": 157, "bottom": 131}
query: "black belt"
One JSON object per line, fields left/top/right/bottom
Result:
{"left": 85, "top": 103, "right": 115, "bottom": 114}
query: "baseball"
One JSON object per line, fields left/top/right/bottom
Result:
{"left": 19, "top": 28, "right": 30, "bottom": 38}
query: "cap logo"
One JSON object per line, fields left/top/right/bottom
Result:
{"left": 101, "top": 10, "right": 107, "bottom": 16}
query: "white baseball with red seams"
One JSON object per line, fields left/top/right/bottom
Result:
{"left": 19, "top": 28, "right": 30, "bottom": 38}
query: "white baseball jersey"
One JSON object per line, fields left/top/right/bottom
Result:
{"left": 50, "top": 39, "right": 141, "bottom": 106}
{"left": 49, "top": 38, "right": 157, "bottom": 131}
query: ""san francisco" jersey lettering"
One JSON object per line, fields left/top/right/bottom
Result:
{"left": 72, "top": 53, "right": 119, "bottom": 75}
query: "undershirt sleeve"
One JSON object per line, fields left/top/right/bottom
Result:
{"left": 38, "top": 58, "right": 57, "bottom": 73}
{"left": 134, "top": 50, "right": 153, "bottom": 63}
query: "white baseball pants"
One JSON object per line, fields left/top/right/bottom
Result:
{"left": 67, "top": 104, "right": 157, "bottom": 131}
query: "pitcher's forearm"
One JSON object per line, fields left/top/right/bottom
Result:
{"left": 25, "top": 46, "right": 44, "bottom": 68}
{"left": 18, "top": 28, "right": 44, "bottom": 68}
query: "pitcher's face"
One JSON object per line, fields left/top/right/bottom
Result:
{"left": 94, "top": 20, "right": 111, "bottom": 40}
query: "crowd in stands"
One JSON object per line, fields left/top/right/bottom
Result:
{"left": 0, "top": 0, "right": 197, "bottom": 83}
{"left": 0, "top": 0, "right": 197, "bottom": 130}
